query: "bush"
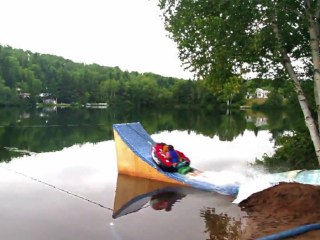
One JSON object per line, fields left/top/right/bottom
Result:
{"left": 254, "top": 128, "right": 318, "bottom": 172}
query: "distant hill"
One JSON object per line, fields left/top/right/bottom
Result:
{"left": 0, "top": 44, "right": 200, "bottom": 107}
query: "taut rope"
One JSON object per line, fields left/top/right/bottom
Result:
{"left": 0, "top": 165, "right": 113, "bottom": 211}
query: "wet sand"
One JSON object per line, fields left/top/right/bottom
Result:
{"left": 239, "top": 182, "right": 320, "bottom": 239}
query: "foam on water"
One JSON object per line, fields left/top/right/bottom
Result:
{"left": 187, "top": 167, "right": 275, "bottom": 202}
{"left": 231, "top": 169, "right": 320, "bottom": 203}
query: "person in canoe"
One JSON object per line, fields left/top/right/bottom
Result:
{"left": 166, "top": 145, "right": 183, "bottom": 167}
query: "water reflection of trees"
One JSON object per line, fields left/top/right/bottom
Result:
{"left": 0, "top": 106, "right": 298, "bottom": 162}
{"left": 200, "top": 207, "right": 242, "bottom": 240}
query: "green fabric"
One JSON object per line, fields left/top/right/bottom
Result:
{"left": 178, "top": 166, "right": 192, "bottom": 175}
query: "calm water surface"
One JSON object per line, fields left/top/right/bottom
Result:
{"left": 0, "top": 107, "right": 288, "bottom": 239}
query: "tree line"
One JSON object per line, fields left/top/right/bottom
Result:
{"left": 0, "top": 44, "right": 232, "bottom": 108}
{"left": 0, "top": 44, "right": 297, "bottom": 110}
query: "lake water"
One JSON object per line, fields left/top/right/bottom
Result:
{"left": 0, "top": 107, "right": 293, "bottom": 239}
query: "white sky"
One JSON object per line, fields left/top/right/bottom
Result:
{"left": 0, "top": 0, "right": 193, "bottom": 79}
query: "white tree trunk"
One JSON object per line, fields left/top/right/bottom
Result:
{"left": 305, "top": 1, "right": 320, "bottom": 132}
{"left": 273, "top": 17, "right": 320, "bottom": 166}
{"left": 314, "top": 85, "right": 320, "bottom": 129}
{"left": 284, "top": 57, "right": 320, "bottom": 166}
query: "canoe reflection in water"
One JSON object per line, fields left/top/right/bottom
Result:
{"left": 150, "top": 191, "right": 186, "bottom": 212}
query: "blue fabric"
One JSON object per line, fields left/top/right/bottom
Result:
{"left": 168, "top": 150, "right": 180, "bottom": 163}
{"left": 113, "top": 122, "right": 239, "bottom": 196}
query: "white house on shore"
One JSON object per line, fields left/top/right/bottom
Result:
{"left": 246, "top": 88, "right": 271, "bottom": 99}
{"left": 42, "top": 98, "right": 57, "bottom": 104}
{"left": 255, "top": 88, "right": 270, "bottom": 98}
{"left": 39, "top": 93, "right": 57, "bottom": 104}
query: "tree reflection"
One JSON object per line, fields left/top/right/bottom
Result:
{"left": 200, "top": 207, "right": 242, "bottom": 240}
{"left": 0, "top": 106, "right": 296, "bottom": 162}
{"left": 216, "top": 112, "right": 247, "bottom": 141}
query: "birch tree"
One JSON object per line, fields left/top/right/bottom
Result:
{"left": 159, "top": 0, "right": 320, "bottom": 165}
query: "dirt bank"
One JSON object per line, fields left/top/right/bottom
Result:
{"left": 239, "top": 182, "right": 320, "bottom": 239}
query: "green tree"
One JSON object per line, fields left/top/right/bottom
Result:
{"left": 159, "top": 0, "right": 320, "bottom": 165}
{"left": 99, "top": 79, "right": 120, "bottom": 103}
{"left": 211, "top": 75, "right": 243, "bottom": 106}
{"left": 0, "top": 77, "right": 12, "bottom": 105}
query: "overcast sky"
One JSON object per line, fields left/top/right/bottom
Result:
{"left": 0, "top": 0, "right": 193, "bottom": 79}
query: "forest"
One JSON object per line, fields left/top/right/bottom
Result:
{"left": 0, "top": 44, "right": 218, "bottom": 108}
{"left": 0, "top": 44, "right": 295, "bottom": 109}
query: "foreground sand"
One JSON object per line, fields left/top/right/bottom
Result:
{"left": 239, "top": 182, "right": 320, "bottom": 239}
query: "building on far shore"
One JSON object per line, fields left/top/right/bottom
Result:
{"left": 255, "top": 88, "right": 270, "bottom": 98}
{"left": 39, "top": 93, "right": 57, "bottom": 105}
{"left": 85, "top": 103, "right": 108, "bottom": 109}
{"left": 246, "top": 88, "right": 270, "bottom": 99}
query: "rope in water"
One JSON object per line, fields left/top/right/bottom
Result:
{"left": 0, "top": 165, "right": 113, "bottom": 211}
